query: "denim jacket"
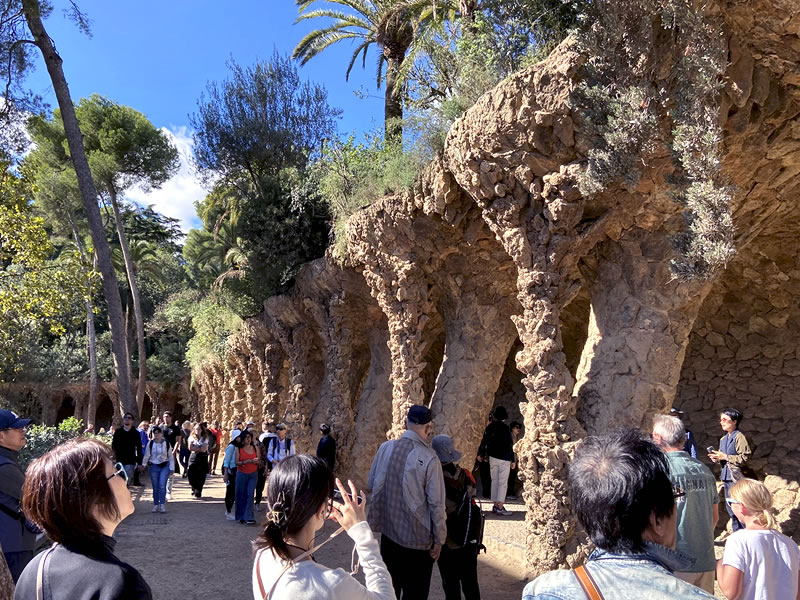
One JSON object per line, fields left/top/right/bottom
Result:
{"left": 522, "top": 542, "right": 716, "bottom": 600}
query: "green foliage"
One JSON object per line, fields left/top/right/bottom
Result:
{"left": 17, "top": 417, "right": 109, "bottom": 470}
{"left": 316, "top": 134, "right": 422, "bottom": 258}
{"left": 185, "top": 293, "right": 243, "bottom": 372}
{"left": 190, "top": 51, "right": 339, "bottom": 187}
{"left": 572, "top": 0, "right": 732, "bottom": 278}
{"left": 146, "top": 289, "right": 201, "bottom": 382}
{"left": 189, "top": 52, "right": 338, "bottom": 304}
{"left": 0, "top": 162, "right": 95, "bottom": 375}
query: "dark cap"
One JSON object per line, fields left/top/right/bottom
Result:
{"left": 320, "top": 423, "right": 331, "bottom": 435}
{"left": 407, "top": 405, "right": 432, "bottom": 425}
{"left": 0, "top": 410, "right": 32, "bottom": 429}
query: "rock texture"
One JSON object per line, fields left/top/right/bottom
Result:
{"left": 153, "top": 1, "right": 800, "bottom": 575}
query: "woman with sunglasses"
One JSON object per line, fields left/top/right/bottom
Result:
{"left": 252, "top": 454, "right": 394, "bottom": 600}
{"left": 717, "top": 478, "right": 800, "bottom": 600}
{"left": 14, "top": 438, "right": 152, "bottom": 599}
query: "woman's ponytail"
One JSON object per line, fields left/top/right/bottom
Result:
{"left": 759, "top": 508, "right": 778, "bottom": 529}
{"left": 729, "top": 478, "right": 778, "bottom": 530}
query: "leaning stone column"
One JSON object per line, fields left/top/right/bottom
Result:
{"left": 429, "top": 287, "right": 519, "bottom": 465}
{"left": 359, "top": 257, "right": 436, "bottom": 439}
{"left": 347, "top": 324, "right": 393, "bottom": 486}
{"left": 574, "top": 228, "right": 714, "bottom": 434}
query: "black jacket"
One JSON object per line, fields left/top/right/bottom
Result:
{"left": 0, "top": 446, "right": 38, "bottom": 553}
{"left": 14, "top": 535, "right": 152, "bottom": 600}
{"left": 479, "top": 421, "right": 514, "bottom": 462}
{"left": 112, "top": 427, "right": 143, "bottom": 466}
{"left": 316, "top": 435, "right": 336, "bottom": 471}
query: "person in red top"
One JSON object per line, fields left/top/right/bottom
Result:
{"left": 234, "top": 431, "right": 260, "bottom": 524}
{"left": 208, "top": 421, "right": 223, "bottom": 475}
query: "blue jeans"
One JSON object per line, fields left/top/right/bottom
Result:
{"left": 235, "top": 470, "right": 257, "bottom": 521}
{"left": 149, "top": 463, "right": 170, "bottom": 505}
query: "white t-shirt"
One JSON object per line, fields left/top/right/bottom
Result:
{"left": 722, "top": 528, "right": 800, "bottom": 600}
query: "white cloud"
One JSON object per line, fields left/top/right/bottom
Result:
{"left": 125, "top": 126, "right": 207, "bottom": 234}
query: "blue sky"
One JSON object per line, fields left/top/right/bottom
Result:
{"left": 24, "top": 1, "right": 384, "bottom": 232}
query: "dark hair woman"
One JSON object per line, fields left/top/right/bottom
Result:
{"left": 235, "top": 430, "right": 260, "bottom": 525}
{"left": 252, "top": 454, "right": 394, "bottom": 600}
{"left": 14, "top": 438, "right": 152, "bottom": 599}
{"left": 186, "top": 423, "right": 209, "bottom": 498}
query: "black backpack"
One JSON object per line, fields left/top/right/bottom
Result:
{"left": 444, "top": 467, "right": 486, "bottom": 552}
{"left": 269, "top": 436, "right": 292, "bottom": 464}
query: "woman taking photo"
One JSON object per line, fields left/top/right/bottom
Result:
{"left": 186, "top": 423, "right": 209, "bottom": 498}
{"left": 235, "top": 430, "right": 259, "bottom": 524}
{"left": 717, "top": 478, "right": 800, "bottom": 600}
{"left": 252, "top": 454, "right": 394, "bottom": 600}
{"left": 14, "top": 438, "right": 152, "bottom": 599}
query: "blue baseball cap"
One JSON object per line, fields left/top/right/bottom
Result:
{"left": 407, "top": 405, "right": 432, "bottom": 425}
{"left": 0, "top": 410, "right": 32, "bottom": 429}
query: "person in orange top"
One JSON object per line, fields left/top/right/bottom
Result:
{"left": 234, "top": 430, "right": 261, "bottom": 524}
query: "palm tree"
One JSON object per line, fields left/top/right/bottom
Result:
{"left": 183, "top": 223, "right": 248, "bottom": 290}
{"left": 293, "top": 0, "right": 421, "bottom": 142}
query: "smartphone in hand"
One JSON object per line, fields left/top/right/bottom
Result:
{"left": 333, "top": 489, "right": 364, "bottom": 505}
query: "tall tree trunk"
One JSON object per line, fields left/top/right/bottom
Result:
{"left": 108, "top": 186, "right": 147, "bottom": 413}
{"left": 384, "top": 52, "right": 404, "bottom": 144}
{"left": 22, "top": 0, "right": 138, "bottom": 421}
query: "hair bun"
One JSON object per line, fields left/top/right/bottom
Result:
{"left": 267, "top": 500, "right": 289, "bottom": 528}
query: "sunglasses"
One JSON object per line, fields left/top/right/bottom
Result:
{"left": 725, "top": 497, "right": 741, "bottom": 506}
{"left": 106, "top": 462, "right": 128, "bottom": 483}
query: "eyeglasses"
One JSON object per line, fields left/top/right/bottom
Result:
{"left": 106, "top": 462, "right": 128, "bottom": 483}
{"left": 725, "top": 497, "right": 741, "bottom": 506}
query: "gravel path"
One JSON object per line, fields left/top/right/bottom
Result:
{"left": 114, "top": 473, "right": 529, "bottom": 599}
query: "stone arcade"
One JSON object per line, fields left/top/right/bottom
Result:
{"left": 41, "top": 0, "right": 800, "bottom": 576}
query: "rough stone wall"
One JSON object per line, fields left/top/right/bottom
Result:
{"left": 674, "top": 229, "right": 800, "bottom": 537}
{"left": 184, "top": 1, "right": 800, "bottom": 574}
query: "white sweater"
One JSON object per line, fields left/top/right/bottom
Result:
{"left": 251, "top": 521, "right": 395, "bottom": 600}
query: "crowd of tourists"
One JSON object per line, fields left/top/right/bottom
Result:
{"left": 1, "top": 404, "right": 799, "bottom": 600}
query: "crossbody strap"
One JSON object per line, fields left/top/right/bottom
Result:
{"left": 256, "top": 526, "right": 353, "bottom": 600}
{"left": 36, "top": 546, "right": 57, "bottom": 600}
{"left": 573, "top": 565, "right": 605, "bottom": 600}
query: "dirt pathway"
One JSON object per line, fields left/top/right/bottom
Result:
{"left": 114, "top": 473, "right": 528, "bottom": 600}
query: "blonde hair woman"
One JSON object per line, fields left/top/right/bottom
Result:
{"left": 717, "top": 478, "right": 800, "bottom": 600}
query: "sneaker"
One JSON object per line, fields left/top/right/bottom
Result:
{"left": 159, "top": 504, "right": 166, "bottom": 513}
{"left": 152, "top": 505, "right": 159, "bottom": 513}
{"left": 495, "top": 507, "right": 512, "bottom": 516}
{"left": 246, "top": 520, "right": 256, "bottom": 525}
{"left": 226, "top": 512, "right": 235, "bottom": 521}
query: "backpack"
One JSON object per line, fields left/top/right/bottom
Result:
{"left": 147, "top": 438, "right": 172, "bottom": 461}
{"left": 268, "top": 436, "right": 292, "bottom": 467}
{"left": 444, "top": 466, "right": 486, "bottom": 552}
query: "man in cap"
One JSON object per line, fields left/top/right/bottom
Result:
{"left": 367, "top": 405, "right": 447, "bottom": 600}
{"left": 0, "top": 409, "right": 38, "bottom": 582}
